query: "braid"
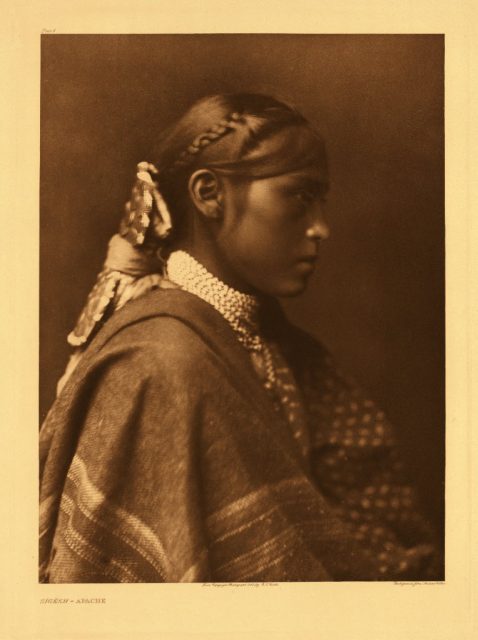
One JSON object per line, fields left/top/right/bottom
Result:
{"left": 171, "top": 112, "right": 243, "bottom": 170}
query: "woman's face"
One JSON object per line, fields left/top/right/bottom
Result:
{"left": 215, "top": 162, "right": 330, "bottom": 298}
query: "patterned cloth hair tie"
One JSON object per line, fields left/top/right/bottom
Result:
{"left": 119, "top": 161, "right": 172, "bottom": 247}
{"left": 66, "top": 161, "right": 171, "bottom": 351}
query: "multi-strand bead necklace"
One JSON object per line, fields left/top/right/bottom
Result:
{"left": 166, "top": 250, "right": 275, "bottom": 381}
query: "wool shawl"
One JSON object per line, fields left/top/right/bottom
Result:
{"left": 39, "top": 288, "right": 442, "bottom": 582}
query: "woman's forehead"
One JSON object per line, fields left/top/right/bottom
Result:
{"left": 248, "top": 123, "right": 324, "bottom": 155}
{"left": 202, "top": 122, "right": 328, "bottom": 180}
{"left": 241, "top": 124, "right": 328, "bottom": 178}
{"left": 278, "top": 166, "right": 328, "bottom": 181}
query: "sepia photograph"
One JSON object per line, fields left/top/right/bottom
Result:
{"left": 39, "top": 34, "right": 445, "bottom": 583}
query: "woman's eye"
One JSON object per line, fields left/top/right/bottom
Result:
{"left": 293, "top": 189, "right": 326, "bottom": 205}
{"left": 294, "top": 189, "right": 315, "bottom": 203}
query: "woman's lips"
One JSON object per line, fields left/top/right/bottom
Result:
{"left": 295, "top": 256, "right": 317, "bottom": 272}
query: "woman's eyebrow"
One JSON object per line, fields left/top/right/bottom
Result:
{"left": 288, "top": 176, "right": 330, "bottom": 193}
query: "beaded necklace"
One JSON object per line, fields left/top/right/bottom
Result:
{"left": 166, "top": 250, "right": 279, "bottom": 388}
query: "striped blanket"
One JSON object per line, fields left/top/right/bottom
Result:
{"left": 39, "top": 289, "right": 442, "bottom": 582}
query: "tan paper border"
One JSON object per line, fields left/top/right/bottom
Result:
{"left": 1, "top": 1, "right": 476, "bottom": 638}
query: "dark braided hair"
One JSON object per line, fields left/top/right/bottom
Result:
{"left": 171, "top": 112, "right": 243, "bottom": 169}
{"left": 151, "top": 93, "right": 318, "bottom": 247}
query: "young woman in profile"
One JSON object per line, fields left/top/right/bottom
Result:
{"left": 39, "top": 93, "right": 442, "bottom": 583}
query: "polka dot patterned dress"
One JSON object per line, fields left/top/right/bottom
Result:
{"left": 289, "top": 338, "right": 441, "bottom": 580}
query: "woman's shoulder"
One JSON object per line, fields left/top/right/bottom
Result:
{"left": 75, "top": 287, "right": 243, "bottom": 379}
{"left": 50, "top": 294, "right": 225, "bottom": 426}
{"left": 103, "top": 314, "right": 214, "bottom": 373}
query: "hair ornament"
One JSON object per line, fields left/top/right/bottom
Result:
{"left": 119, "top": 161, "right": 172, "bottom": 247}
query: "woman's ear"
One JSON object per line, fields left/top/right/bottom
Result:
{"left": 188, "top": 170, "right": 223, "bottom": 219}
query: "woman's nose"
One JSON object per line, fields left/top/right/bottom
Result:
{"left": 306, "top": 209, "right": 330, "bottom": 240}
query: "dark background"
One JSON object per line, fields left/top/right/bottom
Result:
{"left": 40, "top": 35, "right": 444, "bottom": 534}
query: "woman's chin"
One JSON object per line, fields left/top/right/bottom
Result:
{"left": 269, "top": 275, "right": 311, "bottom": 298}
{"left": 247, "top": 268, "right": 314, "bottom": 298}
